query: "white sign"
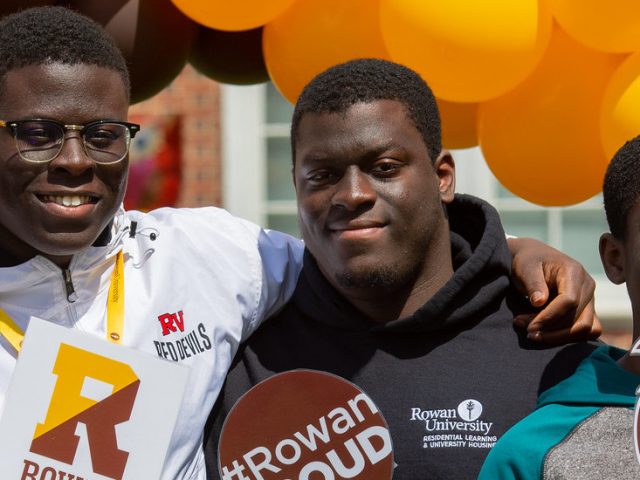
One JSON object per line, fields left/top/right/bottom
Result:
{"left": 0, "top": 319, "right": 188, "bottom": 480}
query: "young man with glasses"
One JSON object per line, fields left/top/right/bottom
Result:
{"left": 0, "top": 7, "right": 302, "bottom": 479}
{"left": 0, "top": 6, "right": 601, "bottom": 480}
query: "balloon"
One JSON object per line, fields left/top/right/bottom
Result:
{"left": 189, "top": 26, "right": 268, "bottom": 85}
{"left": 549, "top": 0, "right": 640, "bottom": 53}
{"left": 64, "top": 0, "right": 198, "bottom": 104}
{"left": 171, "top": 0, "right": 296, "bottom": 31}
{"left": 601, "top": 53, "right": 640, "bottom": 159}
{"left": 436, "top": 99, "right": 479, "bottom": 150}
{"left": 264, "top": 0, "right": 389, "bottom": 103}
{"left": 380, "top": 0, "right": 552, "bottom": 102}
{"left": 478, "top": 25, "right": 624, "bottom": 206}
{"left": 0, "top": 1, "right": 55, "bottom": 17}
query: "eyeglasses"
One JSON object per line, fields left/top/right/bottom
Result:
{"left": 0, "top": 119, "right": 141, "bottom": 164}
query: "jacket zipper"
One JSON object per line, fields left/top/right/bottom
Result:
{"left": 62, "top": 268, "right": 78, "bottom": 303}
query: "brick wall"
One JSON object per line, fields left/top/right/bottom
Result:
{"left": 129, "top": 64, "right": 222, "bottom": 208}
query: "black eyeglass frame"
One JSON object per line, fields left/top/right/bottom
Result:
{"left": 0, "top": 118, "right": 141, "bottom": 164}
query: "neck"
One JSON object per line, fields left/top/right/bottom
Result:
{"left": 618, "top": 327, "right": 640, "bottom": 375}
{"left": 335, "top": 234, "right": 454, "bottom": 325}
{"left": 0, "top": 227, "right": 72, "bottom": 269}
{"left": 0, "top": 247, "right": 71, "bottom": 269}
{"left": 618, "top": 353, "right": 640, "bottom": 375}
{"left": 0, "top": 228, "right": 38, "bottom": 268}
{"left": 344, "top": 264, "right": 454, "bottom": 324}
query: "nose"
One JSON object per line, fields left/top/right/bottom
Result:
{"left": 48, "top": 132, "right": 94, "bottom": 176}
{"left": 332, "top": 166, "right": 376, "bottom": 211}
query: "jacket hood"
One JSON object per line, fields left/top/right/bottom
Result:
{"left": 537, "top": 345, "right": 640, "bottom": 408}
{"left": 293, "top": 193, "right": 512, "bottom": 333}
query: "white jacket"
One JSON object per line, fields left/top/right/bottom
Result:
{"left": 0, "top": 206, "right": 303, "bottom": 479}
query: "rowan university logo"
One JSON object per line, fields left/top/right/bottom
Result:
{"left": 28, "top": 344, "right": 140, "bottom": 480}
{"left": 0, "top": 320, "right": 188, "bottom": 480}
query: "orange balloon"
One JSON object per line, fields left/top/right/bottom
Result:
{"left": 171, "top": 0, "right": 296, "bottom": 31}
{"left": 380, "top": 0, "right": 552, "bottom": 102}
{"left": 478, "top": 25, "right": 624, "bottom": 206}
{"left": 601, "top": 52, "right": 640, "bottom": 159}
{"left": 549, "top": 0, "right": 640, "bottom": 53}
{"left": 263, "top": 0, "right": 389, "bottom": 103}
{"left": 436, "top": 99, "right": 479, "bottom": 149}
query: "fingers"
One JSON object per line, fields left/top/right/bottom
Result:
{"left": 527, "top": 321, "right": 601, "bottom": 345}
{"left": 529, "top": 256, "right": 595, "bottom": 330}
{"left": 508, "top": 236, "right": 600, "bottom": 345}
{"left": 590, "top": 315, "right": 603, "bottom": 339}
{"left": 509, "top": 239, "right": 551, "bottom": 307}
{"left": 550, "top": 262, "right": 595, "bottom": 316}
{"left": 523, "top": 300, "right": 601, "bottom": 345}
{"left": 510, "top": 259, "right": 548, "bottom": 306}
{"left": 526, "top": 282, "right": 579, "bottom": 333}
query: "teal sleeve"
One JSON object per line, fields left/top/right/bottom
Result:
{"left": 478, "top": 405, "right": 601, "bottom": 480}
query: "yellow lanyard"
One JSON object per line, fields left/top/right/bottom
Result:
{"left": 0, "top": 251, "right": 125, "bottom": 352}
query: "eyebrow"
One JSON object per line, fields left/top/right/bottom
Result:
{"left": 302, "top": 141, "right": 407, "bottom": 162}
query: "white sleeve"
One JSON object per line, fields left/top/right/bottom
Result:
{"left": 135, "top": 207, "right": 304, "bottom": 341}
{"left": 235, "top": 218, "right": 304, "bottom": 338}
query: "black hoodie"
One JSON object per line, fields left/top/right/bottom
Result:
{"left": 205, "top": 194, "right": 595, "bottom": 480}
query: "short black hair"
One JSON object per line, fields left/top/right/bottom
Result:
{"left": 0, "top": 6, "right": 129, "bottom": 97}
{"left": 291, "top": 58, "right": 442, "bottom": 162}
{"left": 603, "top": 135, "right": 640, "bottom": 239}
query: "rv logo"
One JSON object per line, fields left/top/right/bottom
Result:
{"left": 29, "top": 343, "right": 140, "bottom": 480}
{"left": 158, "top": 311, "right": 185, "bottom": 336}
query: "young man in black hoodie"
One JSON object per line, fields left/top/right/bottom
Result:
{"left": 205, "top": 59, "right": 597, "bottom": 479}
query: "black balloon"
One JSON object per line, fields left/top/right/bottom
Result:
{"left": 0, "top": 1, "right": 56, "bottom": 17}
{"left": 59, "top": 0, "right": 198, "bottom": 104}
{"left": 189, "top": 26, "right": 269, "bottom": 85}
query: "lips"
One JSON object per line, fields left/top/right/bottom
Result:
{"left": 40, "top": 194, "right": 97, "bottom": 207}
{"left": 34, "top": 192, "right": 101, "bottom": 220}
{"left": 328, "top": 220, "right": 387, "bottom": 243}
{"left": 329, "top": 220, "right": 386, "bottom": 232}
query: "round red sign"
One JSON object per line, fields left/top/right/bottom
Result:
{"left": 218, "top": 370, "right": 394, "bottom": 480}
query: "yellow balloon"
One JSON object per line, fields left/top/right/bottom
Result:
{"left": 263, "top": 0, "right": 389, "bottom": 103}
{"left": 436, "top": 99, "right": 479, "bottom": 149}
{"left": 549, "top": 0, "right": 640, "bottom": 53}
{"left": 171, "top": 0, "right": 297, "bottom": 31}
{"left": 601, "top": 53, "right": 640, "bottom": 158}
{"left": 380, "top": 0, "right": 552, "bottom": 102}
{"left": 478, "top": 25, "right": 624, "bottom": 206}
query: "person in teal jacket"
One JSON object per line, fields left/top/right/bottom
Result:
{"left": 478, "top": 136, "right": 640, "bottom": 479}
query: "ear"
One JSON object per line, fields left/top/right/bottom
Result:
{"left": 599, "top": 232, "right": 626, "bottom": 285}
{"left": 434, "top": 150, "right": 455, "bottom": 204}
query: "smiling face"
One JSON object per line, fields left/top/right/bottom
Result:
{"left": 294, "top": 100, "right": 455, "bottom": 305}
{"left": 0, "top": 63, "right": 129, "bottom": 267}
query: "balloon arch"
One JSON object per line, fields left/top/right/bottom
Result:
{"left": 11, "top": 0, "right": 640, "bottom": 206}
